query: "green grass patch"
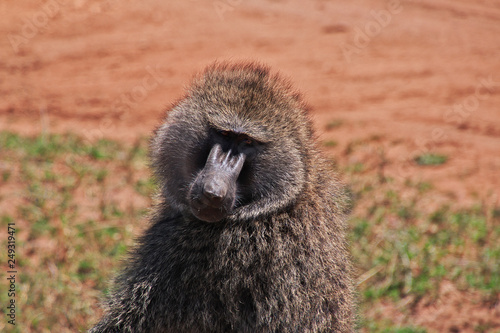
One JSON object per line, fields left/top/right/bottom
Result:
{"left": 358, "top": 317, "right": 428, "bottom": 333}
{"left": 135, "top": 178, "right": 157, "bottom": 197}
{"left": 350, "top": 172, "right": 499, "bottom": 331}
{"left": 414, "top": 153, "right": 448, "bottom": 166}
{"left": 323, "top": 140, "right": 338, "bottom": 147}
{"left": 350, "top": 170, "right": 499, "bottom": 332}
{"left": 1, "top": 130, "right": 497, "bottom": 332}
{"left": 353, "top": 201, "right": 500, "bottom": 300}
{"left": 325, "top": 119, "right": 344, "bottom": 130}
{"left": 0, "top": 131, "right": 153, "bottom": 332}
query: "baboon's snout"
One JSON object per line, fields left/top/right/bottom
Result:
{"left": 188, "top": 144, "right": 245, "bottom": 222}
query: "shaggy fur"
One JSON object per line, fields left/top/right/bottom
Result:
{"left": 90, "top": 62, "right": 355, "bottom": 332}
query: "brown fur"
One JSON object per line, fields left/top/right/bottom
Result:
{"left": 90, "top": 62, "right": 355, "bottom": 332}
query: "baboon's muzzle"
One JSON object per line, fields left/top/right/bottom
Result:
{"left": 188, "top": 144, "right": 245, "bottom": 222}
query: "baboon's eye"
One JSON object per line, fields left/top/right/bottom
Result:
{"left": 243, "top": 138, "right": 253, "bottom": 145}
{"left": 220, "top": 130, "right": 230, "bottom": 137}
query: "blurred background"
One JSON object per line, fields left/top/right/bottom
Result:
{"left": 1, "top": 1, "right": 499, "bottom": 332}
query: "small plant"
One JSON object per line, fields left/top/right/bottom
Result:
{"left": 323, "top": 140, "right": 338, "bottom": 147}
{"left": 346, "top": 162, "right": 365, "bottom": 174}
{"left": 382, "top": 327, "right": 427, "bottom": 333}
{"left": 414, "top": 153, "right": 448, "bottom": 166}
{"left": 325, "top": 119, "right": 344, "bottom": 130}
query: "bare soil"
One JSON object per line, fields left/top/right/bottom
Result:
{"left": 1, "top": 0, "right": 499, "bottom": 331}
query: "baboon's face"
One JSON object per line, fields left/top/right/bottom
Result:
{"left": 186, "top": 128, "right": 262, "bottom": 222}
{"left": 155, "top": 111, "right": 306, "bottom": 223}
{"left": 153, "top": 64, "right": 310, "bottom": 223}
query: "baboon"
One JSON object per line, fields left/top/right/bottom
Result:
{"left": 90, "top": 62, "right": 355, "bottom": 332}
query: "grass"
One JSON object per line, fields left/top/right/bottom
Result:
{"left": 352, "top": 202, "right": 500, "bottom": 301}
{"left": 0, "top": 131, "right": 498, "bottom": 332}
{"left": 341, "top": 140, "right": 499, "bottom": 332}
{"left": 414, "top": 153, "right": 448, "bottom": 166}
{"left": 325, "top": 119, "right": 344, "bottom": 130}
{"left": 0, "top": 131, "right": 153, "bottom": 332}
{"left": 323, "top": 140, "right": 338, "bottom": 147}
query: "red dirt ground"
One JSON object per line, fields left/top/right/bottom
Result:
{"left": 1, "top": 0, "right": 499, "bottom": 331}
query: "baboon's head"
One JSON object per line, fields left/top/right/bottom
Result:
{"left": 152, "top": 62, "right": 314, "bottom": 222}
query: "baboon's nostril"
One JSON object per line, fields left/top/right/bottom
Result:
{"left": 203, "top": 181, "right": 225, "bottom": 203}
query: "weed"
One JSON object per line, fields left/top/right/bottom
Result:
{"left": 414, "top": 153, "right": 448, "bottom": 166}
{"left": 2, "top": 170, "right": 11, "bottom": 181}
{"left": 135, "top": 178, "right": 157, "bottom": 197}
{"left": 347, "top": 162, "right": 365, "bottom": 174}
{"left": 325, "top": 119, "right": 344, "bottom": 130}
{"left": 323, "top": 140, "right": 338, "bottom": 147}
